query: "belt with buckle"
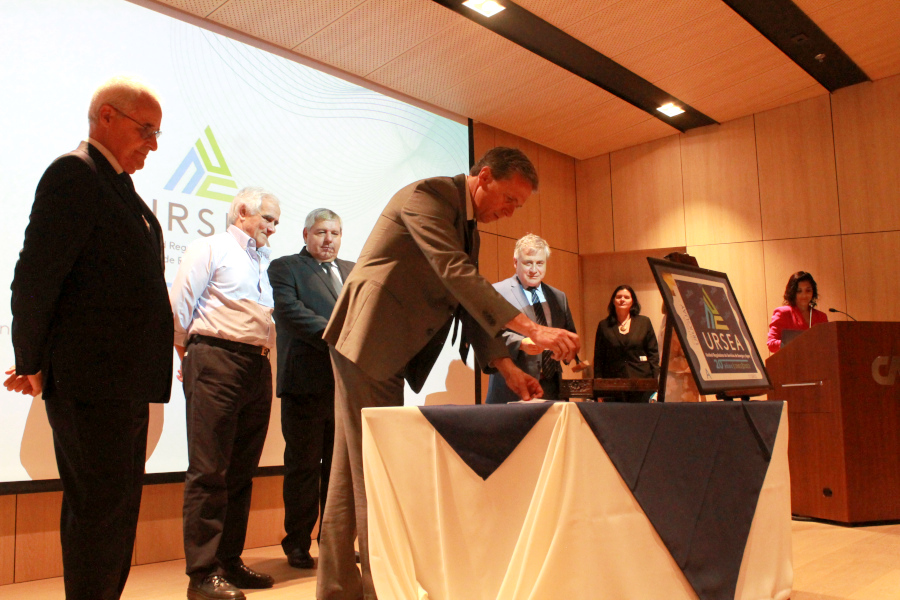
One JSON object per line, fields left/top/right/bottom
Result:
{"left": 189, "top": 334, "right": 270, "bottom": 358}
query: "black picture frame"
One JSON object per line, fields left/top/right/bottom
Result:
{"left": 648, "top": 257, "right": 772, "bottom": 395}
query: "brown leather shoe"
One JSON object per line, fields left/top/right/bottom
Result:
{"left": 187, "top": 574, "right": 245, "bottom": 600}
{"left": 220, "top": 561, "right": 274, "bottom": 589}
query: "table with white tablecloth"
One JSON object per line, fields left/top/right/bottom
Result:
{"left": 362, "top": 401, "right": 792, "bottom": 600}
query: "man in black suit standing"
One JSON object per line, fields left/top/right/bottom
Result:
{"left": 6, "top": 76, "right": 173, "bottom": 600}
{"left": 268, "top": 209, "right": 354, "bottom": 570}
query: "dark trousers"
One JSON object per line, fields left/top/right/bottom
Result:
{"left": 182, "top": 341, "right": 272, "bottom": 578}
{"left": 45, "top": 393, "right": 149, "bottom": 600}
{"left": 280, "top": 391, "right": 335, "bottom": 554}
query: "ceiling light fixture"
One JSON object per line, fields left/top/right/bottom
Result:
{"left": 657, "top": 103, "right": 685, "bottom": 117}
{"left": 462, "top": 0, "right": 506, "bottom": 18}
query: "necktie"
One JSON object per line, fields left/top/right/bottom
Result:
{"left": 528, "top": 287, "right": 558, "bottom": 379}
{"left": 454, "top": 219, "right": 481, "bottom": 363}
{"left": 324, "top": 262, "right": 343, "bottom": 295}
{"left": 466, "top": 219, "right": 480, "bottom": 266}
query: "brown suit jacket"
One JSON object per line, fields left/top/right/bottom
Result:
{"left": 323, "top": 174, "right": 519, "bottom": 392}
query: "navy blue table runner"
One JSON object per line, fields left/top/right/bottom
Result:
{"left": 417, "top": 401, "right": 784, "bottom": 600}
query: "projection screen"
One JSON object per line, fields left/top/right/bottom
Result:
{"left": 0, "top": 0, "right": 472, "bottom": 486}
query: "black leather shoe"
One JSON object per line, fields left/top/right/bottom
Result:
{"left": 220, "top": 561, "right": 274, "bottom": 589}
{"left": 287, "top": 548, "right": 315, "bottom": 569}
{"left": 187, "top": 574, "right": 245, "bottom": 600}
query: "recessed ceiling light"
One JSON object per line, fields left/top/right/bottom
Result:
{"left": 463, "top": 0, "right": 506, "bottom": 18}
{"left": 657, "top": 103, "right": 685, "bottom": 117}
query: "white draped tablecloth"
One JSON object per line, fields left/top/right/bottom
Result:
{"left": 362, "top": 402, "right": 792, "bottom": 600}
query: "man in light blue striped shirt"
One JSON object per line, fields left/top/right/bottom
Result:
{"left": 169, "top": 187, "right": 281, "bottom": 600}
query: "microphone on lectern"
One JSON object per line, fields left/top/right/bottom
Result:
{"left": 828, "top": 307, "right": 858, "bottom": 321}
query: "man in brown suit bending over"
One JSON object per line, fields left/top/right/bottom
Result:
{"left": 316, "top": 147, "right": 580, "bottom": 600}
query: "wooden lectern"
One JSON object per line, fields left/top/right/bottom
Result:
{"left": 766, "top": 321, "right": 900, "bottom": 523}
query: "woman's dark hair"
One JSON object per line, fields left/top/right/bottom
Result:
{"left": 606, "top": 285, "right": 641, "bottom": 324}
{"left": 783, "top": 271, "right": 819, "bottom": 308}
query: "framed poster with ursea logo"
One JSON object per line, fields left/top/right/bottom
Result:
{"left": 648, "top": 257, "right": 772, "bottom": 396}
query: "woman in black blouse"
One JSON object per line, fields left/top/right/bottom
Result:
{"left": 593, "top": 285, "right": 660, "bottom": 403}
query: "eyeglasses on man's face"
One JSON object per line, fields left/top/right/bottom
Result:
{"left": 109, "top": 105, "right": 162, "bottom": 140}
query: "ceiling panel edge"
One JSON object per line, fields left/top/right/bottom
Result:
{"left": 136, "top": 0, "right": 469, "bottom": 125}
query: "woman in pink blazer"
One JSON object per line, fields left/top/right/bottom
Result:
{"left": 767, "top": 271, "right": 828, "bottom": 353}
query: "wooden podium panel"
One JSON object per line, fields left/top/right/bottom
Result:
{"left": 766, "top": 322, "right": 900, "bottom": 523}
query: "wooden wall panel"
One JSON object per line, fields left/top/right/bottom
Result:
{"left": 134, "top": 483, "right": 185, "bottom": 565}
{"left": 687, "top": 242, "right": 769, "bottom": 358}
{"left": 575, "top": 154, "right": 614, "bottom": 255}
{"left": 755, "top": 95, "right": 841, "bottom": 240}
{"left": 472, "top": 122, "right": 498, "bottom": 235}
{"left": 580, "top": 248, "right": 679, "bottom": 370}
{"left": 832, "top": 75, "right": 900, "bottom": 234}
{"left": 762, "top": 236, "right": 848, "bottom": 331}
{"left": 610, "top": 135, "right": 686, "bottom": 251}
{"left": 543, "top": 250, "right": 583, "bottom": 350}
{"left": 244, "top": 475, "right": 286, "bottom": 550}
{"left": 0, "top": 495, "right": 14, "bottom": 586}
{"left": 496, "top": 236, "right": 517, "bottom": 280}
{"left": 538, "top": 147, "right": 578, "bottom": 253}
{"left": 842, "top": 231, "right": 900, "bottom": 322}
{"left": 472, "top": 121, "right": 495, "bottom": 158}
{"left": 477, "top": 232, "right": 500, "bottom": 403}
{"left": 494, "top": 130, "right": 543, "bottom": 241}
{"left": 478, "top": 231, "right": 500, "bottom": 284}
{"left": 495, "top": 233, "right": 518, "bottom": 402}
{"left": 681, "top": 116, "right": 762, "bottom": 246}
{"left": 14, "top": 492, "right": 62, "bottom": 583}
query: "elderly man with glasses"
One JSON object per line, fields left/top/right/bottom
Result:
{"left": 7, "top": 75, "right": 172, "bottom": 600}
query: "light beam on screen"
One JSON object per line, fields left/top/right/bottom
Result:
{"left": 0, "top": 0, "right": 470, "bottom": 485}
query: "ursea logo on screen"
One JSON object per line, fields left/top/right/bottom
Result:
{"left": 165, "top": 126, "right": 238, "bottom": 201}
{"left": 153, "top": 126, "right": 238, "bottom": 280}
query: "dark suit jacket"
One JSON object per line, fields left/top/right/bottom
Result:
{"left": 323, "top": 174, "right": 519, "bottom": 392}
{"left": 11, "top": 142, "right": 173, "bottom": 403}
{"left": 485, "top": 276, "right": 576, "bottom": 404}
{"left": 593, "top": 314, "right": 660, "bottom": 380}
{"left": 269, "top": 247, "right": 354, "bottom": 397}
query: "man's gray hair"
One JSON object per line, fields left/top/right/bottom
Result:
{"left": 227, "top": 187, "right": 280, "bottom": 226}
{"left": 88, "top": 75, "right": 160, "bottom": 125}
{"left": 304, "top": 208, "right": 342, "bottom": 230}
{"left": 515, "top": 233, "right": 551, "bottom": 260}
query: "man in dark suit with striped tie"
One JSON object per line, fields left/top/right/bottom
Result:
{"left": 485, "top": 234, "right": 588, "bottom": 404}
{"left": 7, "top": 76, "right": 173, "bottom": 600}
{"left": 268, "top": 209, "right": 354, "bottom": 570}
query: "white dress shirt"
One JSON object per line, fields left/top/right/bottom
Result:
{"left": 170, "top": 225, "right": 275, "bottom": 348}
